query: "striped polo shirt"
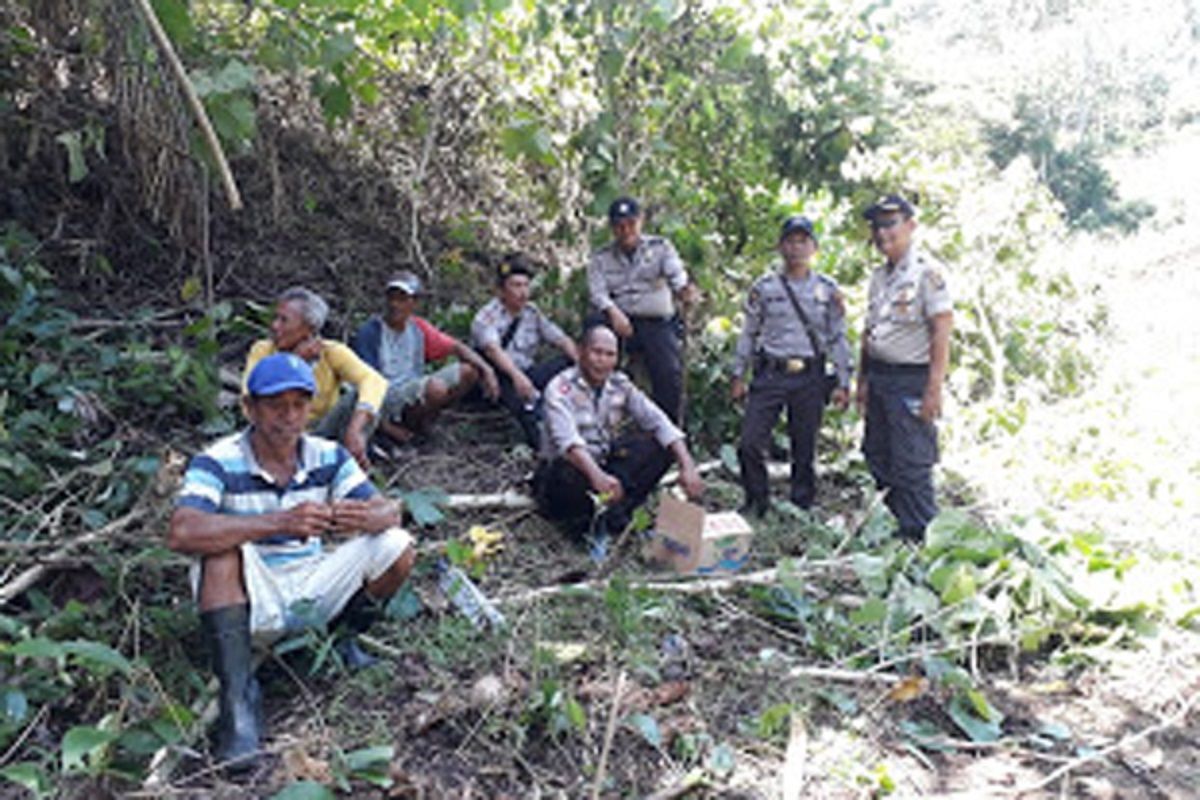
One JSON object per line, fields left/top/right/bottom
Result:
{"left": 176, "top": 429, "right": 376, "bottom": 566}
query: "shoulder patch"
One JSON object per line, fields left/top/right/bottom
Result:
{"left": 925, "top": 268, "right": 947, "bottom": 292}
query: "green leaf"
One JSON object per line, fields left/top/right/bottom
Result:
{"left": 626, "top": 713, "right": 661, "bottom": 747}
{"left": 61, "top": 640, "right": 133, "bottom": 675}
{"left": 947, "top": 693, "right": 1003, "bottom": 743}
{"left": 29, "top": 362, "right": 58, "bottom": 390}
{"left": 61, "top": 725, "right": 117, "bottom": 773}
{"left": 706, "top": 742, "right": 735, "bottom": 776}
{"left": 0, "top": 762, "right": 50, "bottom": 797}
{"left": 564, "top": 695, "right": 586, "bottom": 733}
{"left": 342, "top": 745, "right": 392, "bottom": 773}
{"left": 9, "top": 637, "right": 66, "bottom": 661}
{"left": 850, "top": 597, "right": 887, "bottom": 626}
{"left": 1, "top": 688, "right": 28, "bottom": 724}
{"left": 320, "top": 33, "right": 357, "bottom": 69}
{"left": 399, "top": 488, "right": 447, "bottom": 527}
{"left": 937, "top": 563, "right": 977, "bottom": 605}
{"left": 384, "top": 585, "right": 422, "bottom": 620}
{"left": 318, "top": 82, "right": 354, "bottom": 123}
{"left": 149, "top": 0, "right": 194, "bottom": 46}
{"left": 270, "top": 781, "right": 336, "bottom": 800}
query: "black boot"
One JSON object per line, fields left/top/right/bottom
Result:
{"left": 201, "top": 604, "right": 261, "bottom": 770}
{"left": 331, "top": 588, "right": 379, "bottom": 670}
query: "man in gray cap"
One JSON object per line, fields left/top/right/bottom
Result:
{"left": 856, "top": 194, "right": 953, "bottom": 542}
{"left": 586, "top": 196, "right": 697, "bottom": 423}
{"left": 352, "top": 270, "right": 499, "bottom": 446}
{"left": 731, "top": 214, "right": 852, "bottom": 517}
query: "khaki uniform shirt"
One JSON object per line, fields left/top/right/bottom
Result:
{"left": 470, "top": 298, "right": 569, "bottom": 372}
{"left": 587, "top": 235, "right": 688, "bottom": 318}
{"left": 864, "top": 247, "right": 953, "bottom": 364}
{"left": 541, "top": 366, "right": 683, "bottom": 460}
{"left": 732, "top": 269, "right": 853, "bottom": 387}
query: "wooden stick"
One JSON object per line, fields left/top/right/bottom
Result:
{"left": 131, "top": 0, "right": 243, "bottom": 211}
{"left": 0, "top": 507, "right": 146, "bottom": 606}
{"left": 495, "top": 558, "right": 856, "bottom": 607}
{"left": 445, "top": 490, "right": 535, "bottom": 510}
{"left": 590, "top": 669, "right": 626, "bottom": 800}
{"left": 787, "top": 665, "right": 902, "bottom": 685}
{"left": 1011, "top": 689, "right": 1200, "bottom": 796}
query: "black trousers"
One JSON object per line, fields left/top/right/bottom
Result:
{"left": 737, "top": 367, "right": 826, "bottom": 510}
{"left": 534, "top": 434, "right": 672, "bottom": 536}
{"left": 491, "top": 355, "right": 572, "bottom": 448}
{"left": 862, "top": 365, "right": 938, "bottom": 536}
{"left": 587, "top": 312, "right": 684, "bottom": 423}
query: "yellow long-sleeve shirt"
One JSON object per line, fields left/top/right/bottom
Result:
{"left": 243, "top": 339, "right": 387, "bottom": 424}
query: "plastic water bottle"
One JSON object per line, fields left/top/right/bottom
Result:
{"left": 436, "top": 560, "right": 506, "bottom": 631}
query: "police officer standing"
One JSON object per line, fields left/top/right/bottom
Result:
{"left": 856, "top": 194, "right": 953, "bottom": 542}
{"left": 535, "top": 325, "right": 704, "bottom": 559}
{"left": 731, "top": 215, "right": 852, "bottom": 517}
{"left": 587, "top": 197, "right": 698, "bottom": 423}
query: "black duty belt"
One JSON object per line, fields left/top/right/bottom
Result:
{"left": 756, "top": 354, "right": 823, "bottom": 375}
{"left": 866, "top": 358, "right": 929, "bottom": 376}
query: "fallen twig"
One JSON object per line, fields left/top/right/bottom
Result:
{"left": 495, "top": 558, "right": 856, "bottom": 607}
{"left": 131, "top": 0, "right": 242, "bottom": 211}
{"left": 1011, "top": 689, "right": 1200, "bottom": 797}
{"left": 590, "top": 668, "right": 626, "bottom": 800}
{"left": 788, "top": 665, "right": 902, "bottom": 685}
{"left": 445, "top": 490, "right": 535, "bottom": 510}
{"left": 0, "top": 507, "right": 147, "bottom": 606}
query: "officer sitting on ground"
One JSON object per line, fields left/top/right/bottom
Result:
{"left": 534, "top": 324, "right": 705, "bottom": 559}
{"left": 169, "top": 353, "right": 416, "bottom": 769}
{"left": 470, "top": 253, "right": 578, "bottom": 448}
{"left": 731, "top": 214, "right": 852, "bottom": 517}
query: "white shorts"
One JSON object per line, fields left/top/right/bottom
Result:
{"left": 191, "top": 527, "right": 413, "bottom": 640}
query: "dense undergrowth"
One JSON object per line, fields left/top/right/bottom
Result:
{"left": 0, "top": 224, "right": 1173, "bottom": 796}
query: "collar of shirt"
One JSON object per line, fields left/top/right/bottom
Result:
{"left": 239, "top": 428, "right": 312, "bottom": 488}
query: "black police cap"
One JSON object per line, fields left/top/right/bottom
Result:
{"left": 779, "top": 214, "right": 817, "bottom": 243}
{"left": 608, "top": 196, "right": 640, "bottom": 222}
{"left": 863, "top": 193, "right": 915, "bottom": 221}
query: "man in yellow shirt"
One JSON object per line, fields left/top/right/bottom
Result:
{"left": 243, "top": 286, "right": 387, "bottom": 468}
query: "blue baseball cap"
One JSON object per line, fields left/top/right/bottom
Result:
{"left": 247, "top": 353, "right": 316, "bottom": 397}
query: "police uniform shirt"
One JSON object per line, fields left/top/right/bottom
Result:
{"left": 541, "top": 366, "right": 684, "bottom": 461}
{"left": 587, "top": 235, "right": 688, "bottom": 319}
{"left": 470, "top": 298, "right": 570, "bottom": 372}
{"left": 864, "top": 247, "right": 953, "bottom": 365}
{"left": 732, "top": 270, "right": 853, "bottom": 387}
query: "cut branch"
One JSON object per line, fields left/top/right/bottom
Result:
{"left": 131, "top": 0, "right": 243, "bottom": 211}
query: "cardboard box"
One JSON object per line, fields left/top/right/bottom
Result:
{"left": 645, "top": 493, "right": 753, "bottom": 574}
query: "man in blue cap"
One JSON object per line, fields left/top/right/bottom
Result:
{"left": 856, "top": 194, "right": 953, "bottom": 542}
{"left": 586, "top": 196, "right": 698, "bottom": 423}
{"left": 731, "top": 214, "right": 852, "bottom": 517}
{"left": 169, "top": 353, "right": 416, "bottom": 769}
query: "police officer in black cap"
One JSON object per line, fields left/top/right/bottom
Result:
{"left": 731, "top": 215, "right": 852, "bottom": 517}
{"left": 857, "top": 194, "right": 953, "bottom": 542}
{"left": 586, "top": 197, "right": 697, "bottom": 423}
